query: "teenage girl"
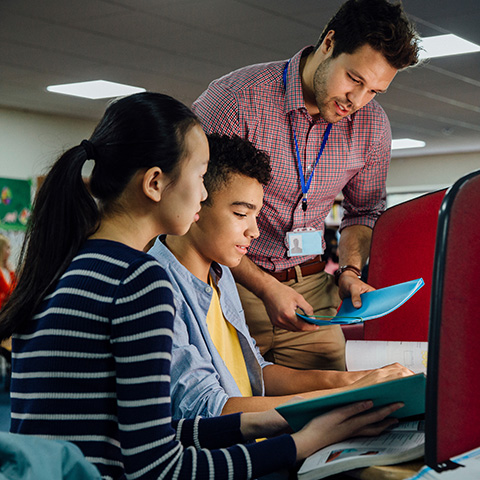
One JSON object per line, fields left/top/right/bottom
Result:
{"left": 0, "top": 92, "right": 402, "bottom": 479}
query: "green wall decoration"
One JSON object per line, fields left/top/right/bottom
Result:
{"left": 0, "top": 177, "right": 32, "bottom": 231}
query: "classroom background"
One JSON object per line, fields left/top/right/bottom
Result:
{"left": 0, "top": 0, "right": 479, "bottom": 457}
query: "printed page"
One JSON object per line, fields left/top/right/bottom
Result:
{"left": 346, "top": 340, "right": 428, "bottom": 374}
{"left": 390, "top": 420, "right": 425, "bottom": 432}
{"left": 299, "top": 428, "right": 424, "bottom": 479}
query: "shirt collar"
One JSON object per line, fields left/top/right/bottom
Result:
{"left": 157, "top": 235, "right": 224, "bottom": 284}
{"left": 210, "top": 262, "right": 223, "bottom": 281}
{"left": 284, "top": 46, "right": 312, "bottom": 115}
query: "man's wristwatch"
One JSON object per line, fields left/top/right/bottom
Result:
{"left": 334, "top": 264, "right": 362, "bottom": 285}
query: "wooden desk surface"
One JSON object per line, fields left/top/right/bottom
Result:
{"left": 313, "top": 458, "right": 423, "bottom": 480}
{"left": 346, "top": 458, "right": 424, "bottom": 480}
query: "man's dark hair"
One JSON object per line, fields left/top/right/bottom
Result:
{"left": 203, "top": 134, "right": 271, "bottom": 205}
{"left": 315, "top": 0, "right": 420, "bottom": 70}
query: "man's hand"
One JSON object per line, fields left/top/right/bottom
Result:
{"left": 337, "top": 270, "right": 375, "bottom": 308}
{"left": 262, "top": 281, "right": 320, "bottom": 332}
{"left": 231, "top": 255, "right": 322, "bottom": 332}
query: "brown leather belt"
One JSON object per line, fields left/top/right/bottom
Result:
{"left": 265, "top": 256, "right": 326, "bottom": 282}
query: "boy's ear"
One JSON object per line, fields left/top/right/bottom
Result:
{"left": 142, "top": 166, "right": 164, "bottom": 202}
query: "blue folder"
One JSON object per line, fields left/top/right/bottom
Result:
{"left": 296, "top": 278, "right": 424, "bottom": 325}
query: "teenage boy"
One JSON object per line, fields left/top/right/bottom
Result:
{"left": 149, "top": 134, "right": 411, "bottom": 419}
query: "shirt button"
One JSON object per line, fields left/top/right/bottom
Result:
{"left": 205, "top": 286, "right": 212, "bottom": 293}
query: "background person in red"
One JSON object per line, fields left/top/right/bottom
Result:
{"left": 0, "top": 234, "right": 16, "bottom": 310}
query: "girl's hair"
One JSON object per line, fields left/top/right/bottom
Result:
{"left": 0, "top": 234, "right": 9, "bottom": 266}
{"left": 0, "top": 92, "right": 199, "bottom": 340}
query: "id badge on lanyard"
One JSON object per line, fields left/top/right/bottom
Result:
{"left": 283, "top": 60, "right": 331, "bottom": 257}
{"left": 286, "top": 228, "right": 324, "bottom": 257}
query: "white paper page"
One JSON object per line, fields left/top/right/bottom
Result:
{"left": 300, "top": 430, "right": 424, "bottom": 472}
{"left": 346, "top": 340, "right": 428, "bottom": 374}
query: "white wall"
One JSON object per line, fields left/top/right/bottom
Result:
{"left": 385, "top": 151, "right": 480, "bottom": 207}
{"left": 388, "top": 151, "right": 480, "bottom": 192}
{"left": 0, "top": 107, "right": 96, "bottom": 180}
{"left": 0, "top": 107, "right": 96, "bottom": 265}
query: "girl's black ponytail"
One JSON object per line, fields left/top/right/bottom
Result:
{"left": 0, "top": 145, "right": 99, "bottom": 339}
{"left": 0, "top": 91, "right": 199, "bottom": 340}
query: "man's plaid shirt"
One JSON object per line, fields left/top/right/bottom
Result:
{"left": 193, "top": 47, "right": 391, "bottom": 272}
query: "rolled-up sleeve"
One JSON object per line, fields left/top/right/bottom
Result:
{"left": 340, "top": 110, "right": 391, "bottom": 231}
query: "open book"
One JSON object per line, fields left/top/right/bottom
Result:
{"left": 297, "top": 420, "right": 425, "bottom": 480}
{"left": 276, "top": 373, "right": 426, "bottom": 432}
{"left": 296, "top": 278, "right": 424, "bottom": 325}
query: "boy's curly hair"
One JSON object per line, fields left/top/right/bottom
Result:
{"left": 203, "top": 134, "right": 271, "bottom": 205}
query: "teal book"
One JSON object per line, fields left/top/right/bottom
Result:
{"left": 296, "top": 277, "right": 424, "bottom": 325}
{"left": 276, "top": 373, "right": 426, "bottom": 432}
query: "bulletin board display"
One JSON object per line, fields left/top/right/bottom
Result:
{"left": 0, "top": 177, "right": 32, "bottom": 232}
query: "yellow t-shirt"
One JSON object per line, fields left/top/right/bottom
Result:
{"left": 206, "top": 277, "right": 252, "bottom": 397}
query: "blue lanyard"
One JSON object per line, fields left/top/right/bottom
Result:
{"left": 283, "top": 61, "right": 332, "bottom": 212}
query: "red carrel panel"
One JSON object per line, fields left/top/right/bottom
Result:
{"left": 426, "top": 171, "right": 480, "bottom": 466}
{"left": 364, "top": 189, "right": 447, "bottom": 341}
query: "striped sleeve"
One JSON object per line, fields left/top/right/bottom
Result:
{"left": 109, "top": 259, "right": 178, "bottom": 478}
{"left": 176, "top": 415, "right": 296, "bottom": 479}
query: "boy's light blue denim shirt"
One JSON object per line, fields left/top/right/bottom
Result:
{"left": 149, "top": 237, "right": 271, "bottom": 420}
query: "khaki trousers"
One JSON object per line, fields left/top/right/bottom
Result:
{"left": 237, "top": 270, "right": 346, "bottom": 371}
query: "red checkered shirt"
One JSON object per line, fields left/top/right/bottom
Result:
{"left": 193, "top": 47, "right": 391, "bottom": 272}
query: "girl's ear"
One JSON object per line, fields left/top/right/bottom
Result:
{"left": 142, "top": 166, "right": 164, "bottom": 202}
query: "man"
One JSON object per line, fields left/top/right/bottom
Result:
{"left": 192, "top": 0, "right": 420, "bottom": 371}
{"left": 149, "top": 134, "right": 411, "bottom": 419}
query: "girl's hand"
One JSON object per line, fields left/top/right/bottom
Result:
{"left": 292, "top": 400, "right": 404, "bottom": 461}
